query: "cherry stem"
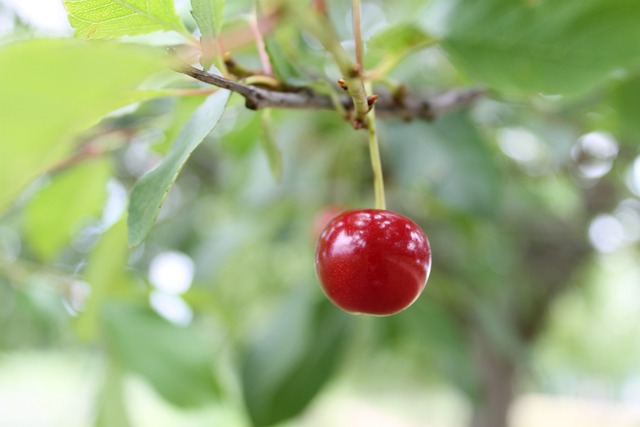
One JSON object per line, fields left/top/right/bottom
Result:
{"left": 365, "top": 84, "right": 386, "bottom": 210}
{"left": 351, "top": 1, "right": 385, "bottom": 209}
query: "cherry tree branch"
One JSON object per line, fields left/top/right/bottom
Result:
{"left": 178, "top": 65, "right": 484, "bottom": 121}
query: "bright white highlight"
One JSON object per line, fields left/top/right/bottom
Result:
{"left": 588, "top": 215, "right": 625, "bottom": 253}
{"left": 2, "top": 0, "right": 71, "bottom": 34}
{"left": 148, "top": 251, "right": 195, "bottom": 295}
{"left": 627, "top": 156, "right": 640, "bottom": 196}
{"left": 149, "top": 291, "right": 193, "bottom": 326}
{"left": 571, "top": 132, "right": 619, "bottom": 179}
{"left": 497, "top": 127, "right": 546, "bottom": 164}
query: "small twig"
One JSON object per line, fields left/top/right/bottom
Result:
{"left": 312, "top": 0, "right": 326, "bottom": 15}
{"left": 190, "top": 8, "right": 281, "bottom": 61}
{"left": 178, "top": 65, "right": 484, "bottom": 120}
{"left": 224, "top": 52, "right": 259, "bottom": 78}
{"left": 48, "top": 127, "right": 138, "bottom": 174}
{"left": 250, "top": 8, "right": 273, "bottom": 75}
{"left": 215, "top": 39, "right": 229, "bottom": 76}
{"left": 243, "top": 74, "right": 282, "bottom": 89}
{"left": 167, "top": 88, "right": 217, "bottom": 96}
{"left": 0, "top": 256, "right": 78, "bottom": 293}
{"left": 48, "top": 143, "right": 103, "bottom": 174}
{"left": 224, "top": 52, "right": 294, "bottom": 91}
{"left": 288, "top": 5, "right": 370, "bottom": 123}
{"left": 352, "top": 0, "right": 363, "bottom": 71}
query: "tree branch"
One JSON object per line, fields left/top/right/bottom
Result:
{"left": 178, "top": 65, "right": 484, "bottom": 121}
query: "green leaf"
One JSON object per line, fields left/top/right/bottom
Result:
{"left": 395, "top": 297, "right": 476, "bottom": 396}
{"left": 191, "top": 0, "right": 225, "bottom": 68}
{"left": 431, "top": 113, "right": 501, "bottom": 215}
{"left": 264, "top": 35, "right": 310, "bottom": 86}
{"left": 192, "top": 0, "right": 224, "bottom": 35}
{"left": 102, "top": 301, "right": 219, "bottom": 407}
{"left": 154, "top": 95, "right": 210, "bottom": 154}
{"left": 242, "top": 289, "right": 351, "bottom": 427}
{"left": 365, "top": 23, "right": 437, "bottom": 76}
{"left": 76, "top": 218, "right": 130, "bottom": 342}
{"left": 64, "top": 0, "right": 189, "bottom": 39}
{"left": 609, "top": 75, "right": 640, "bottom": 143}
{"left": 473, "top": 302, "right": 527, "bottom": 364}
{"left": 128, "top": 90, "right": 230, "bottom": 247}
{"left": 95, "top": 362, "right": 131, "bottom": 427}
{"left": 259, "top": 110, "right": 283, "bottom": 182}
{"left": 367, "top": 22, "right": 436, "bottom": 55}
{"left": 219, "top": 110, "right": 260, "bottom": 158}
{"left": 0, "top": 39, "right": 164, "bottom": 213}
{"left": 386, "top": 111, "right": 502, "bottom": 216}
{"left": 435, "top": 0, "right": 640, "bottom": 96}
{"left": 24, "top": 159, "right": 111, "bottom": 261}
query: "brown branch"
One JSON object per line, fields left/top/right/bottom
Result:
{"left": 178, "top": 65, "right": 485, "bottom": 121}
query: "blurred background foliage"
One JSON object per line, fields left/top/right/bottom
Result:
{"left": 1, "top": 0, "right": 640, "bottom": 426}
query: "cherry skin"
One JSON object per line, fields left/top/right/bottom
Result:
{"left": 315, "top": 209, "right": 431, "bottom": 316}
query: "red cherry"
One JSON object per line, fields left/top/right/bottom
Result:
{"left": 315, "top": 209, "right": 431, "bottom": 316}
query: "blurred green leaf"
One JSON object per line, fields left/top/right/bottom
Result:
{"left": 155, "top": 95, "right": 209, "bottom": 154}
{"left": 367, "top": 23, "right": 436, "bottom": 55}
{"left": 396, "top": 297, "right": 476, "bottom": 395}
{"left": 102, "top": 301, "right": 219, "bottom": 407}
{"left": 24, "top": 159, "right": 111, "bottom": 260}
{"left": 76, "top": 218, "right": 130, "bottom": 342}
{"left": 191, "top": 0, "right": 224, "bottom": 35}
{"left": 437, "top": 0, "right": 640, "bottom": 96}
{"left": 64, "top": 0, "right": 189, "bottom": 39}
{"left": 264, "top": 36, "right": 310, "bottom": 86}
{"left": 432, "top": 112, "right": 501, "bottom": 215}
{"left": 242, "top": 289, "right": 351, "bottom": 427}
{"left": 95, "top": 363, "right": 131, "bottom": 427}
{"left": 1, "top": 286, "right": 69, "bottom": 348}
{"left": 191, "top": 0, "right": 225, "bottom": 68}
{"left": 386, "top": 111, "right": 501, "bottom": 216}
{"left": 609, "top": 75, "right": 640, "bottom": 143}
{"left": 473, "top": 302, "right": 527, "bottom": 364}
{"left": 0, "top": 39, "right": 164, "bottom": 213}
{"left": 259, "top": 110, "right": 283, "bottom": 182}
{"left": 365, "top": 23, "right": 437, "bottom": 76}
{"left": 128, "top": 90, "right": 230, "bottom": 247}
{"left": 220, "top": 110, "right": 260, "bottom": 157}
